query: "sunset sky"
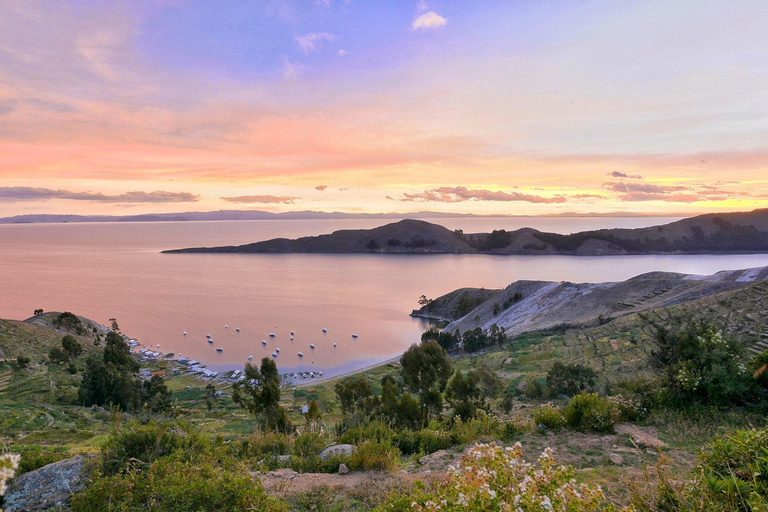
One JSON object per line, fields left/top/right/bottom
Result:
{"left": 1, "top": 0, "right": 767, "bottom": 217}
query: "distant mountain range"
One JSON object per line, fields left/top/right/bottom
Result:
{"left": 0, "top": 209, "right": 678, "bottom": 224}
{"left": 163, "top": 208, "right": 768, "bottom": 255}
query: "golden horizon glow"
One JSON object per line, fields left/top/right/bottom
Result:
{"left": 1, "top": 1, "right": 767, "bottom": 218}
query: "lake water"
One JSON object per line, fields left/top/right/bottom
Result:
{"left": 3, "top": 216, "right": 768, "bottom": 378}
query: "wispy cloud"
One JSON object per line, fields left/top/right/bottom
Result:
{"left": 221, "top": 195, "right": 300, "bottom": 204}
{"left": 295, "top": 32, "right": 335, "bottom": 53}
{"left": 398, "top": 186, "right": 566, "bottom": 204}
{"left": 603, "top": 182, "right": 689, "bottom": 194}
{"left": 412, "top": 11, "right": 447, "bottom": 30}
{"left": 609, "top": 171, "right": 643, "bottom": 179}
{"left": 0, "top": 187, "right": 199, "bottom": 203}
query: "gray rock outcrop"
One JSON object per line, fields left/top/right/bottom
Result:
{"left": 3, "top": 456, "right": 90, "bottom": 511}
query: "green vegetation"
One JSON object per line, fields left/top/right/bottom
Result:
{"left": 3, "top": 309, "right": 768, "bottom": 511}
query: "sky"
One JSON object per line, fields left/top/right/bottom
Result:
{"left": 1, "top": 0, "right": 767, "bottom": 217}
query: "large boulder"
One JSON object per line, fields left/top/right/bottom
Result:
{"left": 3, "top": 456, "right": 90, "bottom": 511}
{"left": 319, "top": 444, "right": 355, "bottom": 460}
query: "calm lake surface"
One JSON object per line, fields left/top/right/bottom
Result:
{"left": 3, "top": 216, "right": 768, "bottom": 377}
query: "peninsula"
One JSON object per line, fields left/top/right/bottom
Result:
{"left": 163, "top": 208, "right": 768, "bottom": 255}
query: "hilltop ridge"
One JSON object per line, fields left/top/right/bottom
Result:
{"left": 163, "top": 208, "right": 768, "bottom": 255}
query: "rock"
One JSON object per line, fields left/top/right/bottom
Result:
{"left": 3, "top": 456, "right": 90, "bottom": 511}
{"left": 278, "top": 455, "right": 292, "bottom": 463}
{"left": 319, "top": 444, "right": 355, "bottom": 460}
{"left": 269, "top": 468, "right": 298, "bottom": 479}
{"left": 419, "top": 449, "right": 451, "bottom": 470}
{"left": 338, "top": 463, "right": 349, "bottom": 475}
{"left": 609, "top": 453, "right": 624, "bottom": 465}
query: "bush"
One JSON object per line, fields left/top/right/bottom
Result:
{"left": 649, "top": 321, "right": 752, "bottom": 406}
{"left": 14, "top": 446, "right": 68, "bottom": 475}
{"left": 533, "top": 403, "right": 567, "bottom": 430}
{"left": 395, "top": 428, "right": 453, "bottom": 455}
{"left": 448, "top": 414, "right": 500, "bottom": 445}
{"left": 694, "top": 426, "right": 768, "bottom": 511}
{"left": 338, "top": 420, "right": 395, "bottom": 445}
{"left": 246, "top": 431, "right": 292, "bottom": 459}
{"left": 564, "top": 393, "right": 620, "bottom": 433}
{"left": 546, "top": 362, "right": 598, "bottom": 397}
{"left": 100, "top": 421, "right": 209, "bottom": 476}
{"left": 501, "top": 415, "right": 536, "bottom": 440}
{"left": 70, "top": 455, "right": 285, "bottom": 511}
{"left": 348, "top": 440, "right": 400, "bottom": 471}
{"left": 15, "top": 356, "right": 30, "bottom": 369}
{"left": 375, "top": 442, "right": 625, "bottom": 511}
{"left": 48, "top": 346, "right": 69, "bottom": 364}
{"left": 607, "top": 394, "right": 647, "bottom": 422}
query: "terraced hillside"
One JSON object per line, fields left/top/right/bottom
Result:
{"left": 413, "top": 267, "right": 768, "bottom": 353}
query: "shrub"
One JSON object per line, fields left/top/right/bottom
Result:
{"left": 15, "top": 356, "right": 30, "bottom": 369}
{"left": 70, "top": 455, "right": 285, "bottom": 511}
{"left": 533, "top": 403, "right": 567, "bottom": 430}
{"left": 375, "top": 442, "right": 626, "bottom": 511}
{"left": 48, "top": 346, "right": 69, "bottom": 364}
{"left": 348, "top": 440, "right": 400, "bottom": 471}
{"left": 338, "top": 420, "right": 395, "bottom": 445}
{"left": 694, "top": 426, "right": 768, "bottom": 511}
{"left": 247, "top": 431, "right": 292, "bottom": 459}
{"left": 14, "top": 446, "right": 68, "bottom": 475}
{"left": 607, "top": 394, "right": 647, "bottom": 422}
{"left": 1, "top": 453, "right": 21, "bottom": 498}
{"left": 501, "top": 415, "right": 536, "bottom": 440}
{"left": 547, "top": 361, "right": 598, "bottom": 397}
{"left": 448, "top": 414, "right": 500, "bottom": 445}
{"left": 564, "top": 393, "right": 620, "bottom": 433}
{"left": 100, "top": 421, "right": 209, "bottom": 476}
{"left": 395, "top": 428, "right": 452, "bottom": 455}
{"left": 649, "top": 321, "right": 752, "bottom": 406}
{"left": 748, "top": 350, "right": 768, "bottom": 390}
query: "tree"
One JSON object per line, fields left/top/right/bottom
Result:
{"left": 470, "top": 365, "right": 502, "bottom": 406}
{"left": 417, "top": 295, "right": 432, "bottom": 307}
{"left": 48, "top": 346, "right": 70, "bottom": 364}
{"left": 546, "top": 362, "right": 597, "bottom": 397}
{"left": 142, "top": 375, "right": 171, "bottom": 413}
{"left": 78, "top": 357, "right": 141, "bottom": 411}
{"left": 109, "top": 318, "right": 120, "bottom": 333}
{"left": 33, "top": 308, "right": 44, "bottom": 316}
{"left": 335, "top": 377, "right": 374, "bottom": 417}
{"left": 400, "top": 339, "right": 453, "bottom": 426}
{"left": 16, "top": 356, "right": 31, "bottom": 369}
{"left": 305, "top": 399, "right": 321, "bottom": 429}
{"left": 62, "top": 335, "right": 83, "bottom": 358}
{"left": 104, "top": 331, "right": 136, "bottom": 372}
{"left": 205, "top": 384, "right": 217, "bottom": 411}
{"left": 446, "top": 371, "right": 479, "bottom": 421}
{"left": 233, "top": 358, "right": 292, "bottom": 433}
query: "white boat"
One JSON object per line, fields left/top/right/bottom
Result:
{"left": 276, "top": 348, "right": 280, "bottom": 353}
{"left": 269, "top": 333, "right": 276, "bottom": 337}
{"left": 183, "top": 332, "right": 187, "bottom": 336}
{"left": 352, "top": 334, "right": 358, "bottom": 338}
{"left": 272, "top": 352, "right": 277, "bottom": 357}
{"left": 298, "top": 352, "right": 304, "bottom": 357}
{"left": 261, "top": 340, "right": 267, "bottom": 345}
{"left": 206, "top": 334, "right": 211, "bottom": 338}
{"left": 322, "top": 328, "right": 327, "bottom": 333}
{"left": 156, "top": 344, "right": 160, "bottom": 348}
{"left": 225, "top": 325, "right": 228, "bottom": 329}
{"left": 310, "top": 344, "right": 315, "bottom": 349}
{"left": 248, "top": 355, "right": 253, "bottom": 360}
{"left": 290, "top": 336, "right": 294, "bottom": 340}
{"left": 216, "top": 347, "right": 223, "bottom": 352}
{"left": 290, "top": 331, "right": 294, "bottom": 335}
{"left": 333, "top": 343, "right": 337, "bottom": 347}
{"left": 208, "top": 339, "right": 213, "bottom": 343}
{"left": 236, "top": 328, "right": 240, "bottom": 332}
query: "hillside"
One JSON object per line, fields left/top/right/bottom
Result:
{"left": 163, "top": 208, "right": 768, "bottom": 255}
{"left": 164, "top": 219, "right": 474, "bottom": 253}
{"left": 414, "top": 267, "right": 768, "bottom": 354}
